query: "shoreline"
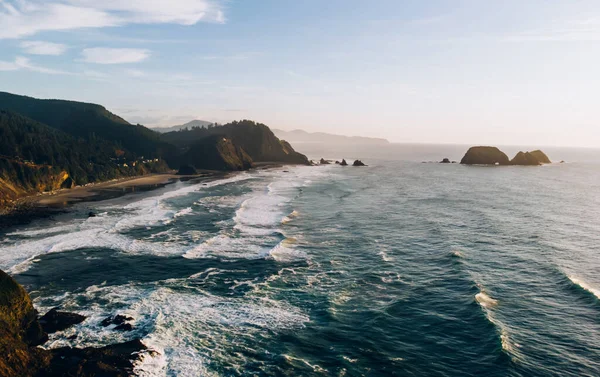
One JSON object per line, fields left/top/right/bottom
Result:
{"left": 0, "top": 172, "right": 215, "bottom": 228}
{"left": 0, "top": 163, "right": 299, "bottom": 228}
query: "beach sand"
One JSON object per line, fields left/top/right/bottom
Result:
{"left": 29, "top": 173, "right": 211, "bottom": 207}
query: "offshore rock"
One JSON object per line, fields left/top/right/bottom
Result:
{"left": 460, "top": 146, "right": 510, "bottom": 165}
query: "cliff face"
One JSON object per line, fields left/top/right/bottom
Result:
{"left": 182, "top": 135, "right": 254, "bottom": 171}
{"left": 0, "top": 270, "right": 48, "bottom": 377}
{"left": 460, "top": 147, "right": 510, "bottom": 165}
{"left": 0, "top": 270, "right": 146, "bottom": 377}
{"left": 163, "top": 120, "right": 310, "bottom": 165}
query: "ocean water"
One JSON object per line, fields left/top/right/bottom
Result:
{"left": 1, "top": 144, "right": 600, "bottom": 376}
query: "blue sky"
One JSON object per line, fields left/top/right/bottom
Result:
{"left": 1, "top": 0, "right": 599, "bottom": 147}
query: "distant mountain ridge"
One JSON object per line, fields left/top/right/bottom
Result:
{"left": 151, "top": 120, "right": 213, "bottom": 133}
{"left": 273, "top": 129, "right": 389, "bottom": 145}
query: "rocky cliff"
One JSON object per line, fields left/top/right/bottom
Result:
{"left": 181, "top": 135, "right": 254, "bottom": 171}
{"left": 0, "top": 270, "right": 147, "bottom": 377}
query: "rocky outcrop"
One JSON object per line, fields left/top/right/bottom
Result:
{"left": 352, "top": 160, "right": 366, "bottom": 166}
{"left": 38, "top": 309, "right": 86, "bottom": 334}
{"left": 529, "top": 150, "right": 551, "bottom": 164}
{"left": 461, "top": 146, "right": 551, "bottom": 166}
{"left": 340, "top": 159, "right": 348, "bottom": 166}
{"left": 460, "top": 147, "right": 510, "bottom": 165}
{"left": 182, "top": 135, "right": 253, "bottom": 171}
{"left": 319, "top": 158, "right": 330, "bottom": 165}
{"left": 510, "top": 151, "right": 541, "bottom": 166}
{"left": 440, "top": 158, "right": 451, "bottom": 163}
{"left": 0, "top": 269, "right": 146, "bottom": 377}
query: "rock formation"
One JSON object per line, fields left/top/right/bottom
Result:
{"left": 461, "top": 146, "right": 551, "bottom": 166}
{"left": 510, "top": 151, "right": 541, "bottom": 166}
{"left": 353, "top": 160, "right": 366, "bottom": 166}
{"left": 440, "top": 158, "right": 451, "bottom": 163}
{"left": 0, "top": 269, "right": 147, "bottom": 377}
{"left": 460, "top": 147, "right": 510, "bottom": 165}
{"left": 529, "top": 150, "right": 551, "bottom": 164}
{"left": 340, "top": 159, "right": 348, "bottom": 166}
{"left": 319, "top": 158, "right": 330, "bottom": 165}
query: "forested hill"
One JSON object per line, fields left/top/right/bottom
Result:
{"left": 0, "top": 111, "right": 168, "bottom": 208}
{"left": 0, "top": 92, "right": 176, "bottom": 161}
{"left": 163, "top": 120, "right": 309, "bottom": 165}
{"left": 0, "top": 92, "right": 309, "bottom": 209}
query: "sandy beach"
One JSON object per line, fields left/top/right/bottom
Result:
{"left": 27, "top": 173, "right": 212, "bottom": 207}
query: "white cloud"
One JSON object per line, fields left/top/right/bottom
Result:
{"left": 125, "top": 69, "right": 146, "bottom": 77}
{"left": 0, "top": 56, "right": 69, "bottom": 74}
{"left": 20, "top": 40, "right": 68, "bottom": 55}
{"left": 81, "top": 48, "right": 150, "bottom": 64}
{"left": 0, "top": 0, "right": 225, "bottom": 39}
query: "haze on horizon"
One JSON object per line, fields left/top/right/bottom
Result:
{"left": 1, "top": 0, "right": 599, "bottom": 148}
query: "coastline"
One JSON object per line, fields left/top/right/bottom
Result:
{"left": 0, "top": 172, "right": 213, "bottom": 229}
{"left": 0, "top": 163, "right": 298, "bottom": 229}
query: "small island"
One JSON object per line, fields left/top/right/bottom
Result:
{"left": 460, "top": 146, "right": 552, "bottom": 166}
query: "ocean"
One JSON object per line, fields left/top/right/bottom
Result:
{"left": 1, "top": 144, "right": 599, "bottom": 376}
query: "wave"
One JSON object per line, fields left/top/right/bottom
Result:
{"left": 474, "top": 286, "right": 519, "bottom": 357}
{"left": 475, "top": 291, "right": 498, "bottom": 309}
{"left": 281, "top": 210, "right": 300, "bottom": 224}
{"left": 268, "top": 238, "right": 307, "bottom": 262}
{"left": 567, "top": 275, "right": 600, "bottom": 300}
{"left": 36, "top": 281, "right": 308, "bottom": 377}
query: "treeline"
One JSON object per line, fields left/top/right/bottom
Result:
{"left": 0, "top": 111, "right": 168, "bottom": 189}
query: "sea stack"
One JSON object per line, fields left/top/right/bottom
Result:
{"left": 460, "top": 146, "right": 510, "bottom": 165}
{"left": 352, "top": 160, "right": 366, "bottom": 166}
{"left": 529, "top": 150, "right": 551, "bottom": 164}
{"left": 340, "top": 159, "right": 348, "bottom": 166}
{"left": 440, "top": 158, "right": 451, "bottom": 163}
{"left": 510, "top": 151, "right": 541, "bottom": 166}
{"left": 319, "top": 158, "right": 331, "bottom": 165}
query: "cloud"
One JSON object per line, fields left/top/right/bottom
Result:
{"left": 125, "top": 69, "right": 146, "bottom": 77}
{"left": 81, "top": 48, "right": 150, "bottom": 64}
{"left": 20, "top": 40, "right": 68, "bottom": 55}
{"left": 0, "top": 0, "right": 225, "bottom": 39}
{"left": 0, "top": 56, "right": 70, "bottom": 74}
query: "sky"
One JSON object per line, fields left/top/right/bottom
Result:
{"left": 0, "top": 0, "right": 599, "bottom": 147}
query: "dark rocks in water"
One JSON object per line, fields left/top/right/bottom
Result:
{"left": 510, "top": 151, "right": 541, "bottom": 166}
{"left": 560, "top": 160, "right": 565, "bottom": 164}
{"left": 44, "top": 339, "right": 147, "bottom": 377}
{"left": 101, "top": 315, "right": 134, "bottom": 328}
{"left": 352, "top": 160, "right": 366, "bottom": 166}
{"left": 88, "top": 212, "right": 96, "bottom": 218}
{"left": 529, "top": 150, "right": 551, "bottom": 164}
{"left": 452, "top": 161, "right": 457, "bottom": 163}
{"left": 440, "top": 158, "right": 451, "bottom": 163}
{"left": 460, "top": 146, "right": 510, "bottom": 165}
{"left": 114, "top": 323, "right": 134, "bottom": 332}
{"left": 319, "top": 158, "right": 331, "bottom": 165}
{"left": 0, "top": 269, "right": 146, "bottom": 377}
{"left": 177, "top": 164, "right": 198, "bottom": 175}
{"left": 39, "top": 308, "right": 86, "bottom": 334}
{"left": 340, "top": 159, "right": 348, "bottom": 166}
{"left": 335, "top": 161, "right": 340, "bottom": 164}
